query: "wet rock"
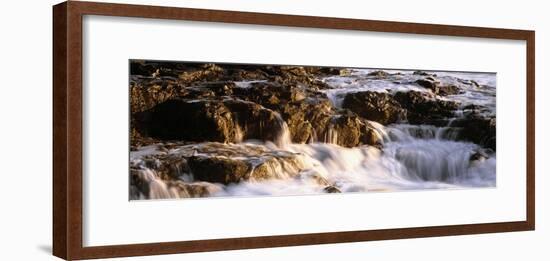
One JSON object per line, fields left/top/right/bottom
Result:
{"left": 311, "top": 67, "right": 347, "bottom": 76}
{"left": 223, "top": 99, "right": 287, "bottom": 142}
{"left": 233, "top": 81, "right": 316, "bottom": 106}
{"left": 129, "top": 142, "right": 309, "bottom": 194}
{"left": 130, "top": 78, "right": 183, "bottom": 113}
{"left": 191, "top": 81, "right": 236, "bottom": 96}
{"left": 178, "top": 63, "right": 225, "bottom": 84}
{"left": 135, "top": 152, "right": 191, "bottom": 181}
{"left": 267, "top": 66, "right": 332, "bottom": 90}
{"left": 278, "top": 100, "right": 333, "bottom": 144}
{"left": 437, "top": 84, "right": 462, "bottom": 96}
{"left": 134, "top": 99, "right": 237, "bottom": 142}
{"left": 324, "top": 186, "right": 342, "bottom": 193}
{"left": 234, "top": 82, "right": 351, "bottom": 145}
{"left": 469, "top": 149, "right": 490, "bottom": 162}
{"left": 169, "top": 181, "right": 224, "bottom": 198}
{"left": 451, "top": 116, "right": 496, "bottom": 150}
{"left": 185, "top": 143, "right": 306, "bottom": 184}
{"left": 342, "top": 91, "right": 406, "bottom": 125}
{"left": 188, "top": 155, "right": 251, "bottom": 184}
{"left": 327, "top": 113, "right": 381, "bottom": 147}
{"left": 134, "top": 98, "right": 284, "bottom": 143}
{"left": 129, "top": 166, "right": 224, "bottom": 199}
{"left": 367, "top": 70, "right": 389, "bottom": 78}
{"left": 393, "top": 91, "right": 459, "bottom": 126}
{"left": 462, "top": 104, "right": 492, "bottom": 116}
{"left": 338, "top": 68, "right": 353, "bottom": 76}
{"left": 299, "top": 172, "right": 331, "bottom": 186}
{"left": 413, "top": 71, "right": 436, "bottom": 76}
{"left": 415, "top": 78, "right": 439, "bottom": 93}
{"left": 130, "top": 61, "right": 157, "bottom": 76}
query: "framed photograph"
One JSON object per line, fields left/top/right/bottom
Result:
{"left": 53, "top": 1, "right": 535, "bottom": 260}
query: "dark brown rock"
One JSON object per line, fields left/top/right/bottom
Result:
{"left": 134, "top": 99, "right": 237, "bottom": 142}
{"left": 367, "top": 70, "right": 389, "bottom": 78}
{"left": 134, "top": 98, "right": 285, "bottom": 143}
{"left": 437, "top": 84, "right": 462, "bottom": 96}
{"left": 451, "top": 116, "right": 496, "bottom": 150}
{"left": 342, "top": 91, "right": 406, "bottom": 125}
{"left": 188, "top": 155, "right": 251, "bottom": 184}
{"left": 178, "top": 63, "right": 225, "bottom": 84}
{"left": 393, "top": 91, "right": 459, "bottom": 126}
{"left": 324, "top": 186, "right": 342, "bottom": 193}
{"left": 415, "top": 78, "right": 439, "bottom": 93}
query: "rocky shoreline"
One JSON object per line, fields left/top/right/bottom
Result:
{"left": 129, "top": 61, "right": 496, "bottom": 200}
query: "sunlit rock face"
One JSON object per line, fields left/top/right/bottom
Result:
{"left": 129, "top": 61, "right": 496, "bottom": 200}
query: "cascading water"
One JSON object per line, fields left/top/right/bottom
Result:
{"left": 130, "top": 68, "right": 496, "bottom": 199}
{"left": 272, "top": 112, "right": 293, "bottom": 148}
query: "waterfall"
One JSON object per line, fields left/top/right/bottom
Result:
{"left": 323, "top": 125, "right": 339, "bottom": 144}
{"left": 384, "top": 124, "right": 461, "bottom": 142}
{"left": 132, "top": 168, "right": 175, "bottom": 199}
{"left": 384, "top": 139, "right": 492, "bottom": 183}
{"left": 272, "top": 111, "right": 292, "bottom": 148}
{"left": 234, "top": 124, "right": 244, "bottom": 143}
{"left": 130, "top": 68, "right": 497, "bottom": 200}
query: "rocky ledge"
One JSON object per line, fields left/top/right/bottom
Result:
{"left": 129, "top": 61, "right": 496, "bottom": 199}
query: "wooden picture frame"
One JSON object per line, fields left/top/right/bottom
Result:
{"left": 53, "top": 1, "right": 535, "bottom": 260}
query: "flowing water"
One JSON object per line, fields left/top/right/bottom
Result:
{"left": 130, "top": 68, "right": 496, "bottom": 199}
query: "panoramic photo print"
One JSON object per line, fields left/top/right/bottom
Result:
{"left": 129, "top": 60, "right": 496, "bottom": 200}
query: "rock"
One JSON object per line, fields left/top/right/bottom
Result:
{"left": 233, "top": 82, "right": 340, "bottom": 144}
{"left": 327, "top": 113, "right": 381, "bottom": 147}
{"left": 461, "top": 104, "right": 493, "bottom": 116}
{"left": 415, "top": 77, "right": 464, "bottom": 96}
{"left": 134, "top": 99, "right": 237, "bottom": 142}
{"left": 129, "top": 142, "right": 310, "bottom": 195}
{"left": 130, "top": 77, "right": 183, "bottom": 113}
{"left": 342, "top": 91, "right": 406, "bottom": 125}
{"left": 415, "top": 78, "right": 439, "bottom": 93}
{"left": 134, "top": 98, "right": 285, "bottom": 143}
{"left": 268, "top": 66, "right": 332, "bottom": 90}
{"left": 469, "top": 149, "right": 490, "bottom": 162}
{"left": 279, "top": 100, "right": 332, "bottom": 144}
{"left": 188, "top": 155, "right": 251, "bottom": 184}
{"left": 130, "top": 61, "right": 157, "bottom": 76}
{"left": 338, "top": 68, "right": 353, "bottom": 76}
{"left": 437, "top": 84, "right": 462, "bottom": 96}
{"left": 233, "top": 81, "right": 316, "bottom": 106}
{"left": 413, "top": 71, "right": 435, "bottom": 76}
{"left": 185, "top": 143, "right": 306, "bottom": 184}
{"left": 169, "top": 181, "right": 224, "bottom": 198}
{"left": 225, "top": 68, "right": 269, "bottom": 81}
{"left": 178, "top": 63, "right": 225, "bottom": 84}
{"left": 367, "top": 70, "right": 389, "bottom": 78}
{"left": 191, "top": 81, "right": 235, "bottom": 96}
{"left": 315, "top": 67, "right": 347, "bottom": 76}
{"left": 276, "top": 97, "right": 381, "bottom": 147}
{"left": 299, "top": 172, "right": 331, "bottom": 186}
{"left": 129, "top": 165, "right": 224, "bottom": 199}
{"left": 223, "top": 99, "right": 287, "bottom": 142}
{"left": 324, "top": 186, "right": 341, "bottom": 193}
{"left": 393, "top": 91, "right": 459, "bottom": 126}
{"left": 451, "top": 116, "right": 496, "bottom": 150}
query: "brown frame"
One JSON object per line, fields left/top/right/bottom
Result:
{"left": 53, "top": 1, "right": 535, "bottom": 260}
